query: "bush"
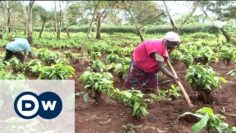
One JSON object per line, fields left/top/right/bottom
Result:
{"left": 39, "top": 64, "right": 75, "bottom": 79}
{"left": 186, "top": 64, "right": 226, "bottom": 104}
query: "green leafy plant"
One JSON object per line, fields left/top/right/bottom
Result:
{"left": 39, "top": 64, "right": 75, "bottom": 79}
{"left": 170, "top": 50, "right": 182, "bottom": 63}
{"left": 112, "top": 89, "right": 149, "bottom": 118}
{"left": 34, "top": 48, "right": 60, "bottom": 65}
{"left": 0, "top": 60, "right": 6, "bottom": 70}
{"left": 166, "top": 84, "right": 182, "bottom": 99}
{"left": 80, "top": 71, "right": 148, "bottom": 118}
{"left": 178, "top": 107, "right": 236, "bottom": 133}
{"left": 91, "top": 59, "right": 105, "bottom": 72}
{"left": 106, "top": 53, "right": 120, "bottom": 63}
{"left": 0, "top": 70, "right": 26, "bottom": 80}
{"left": 64, "top": 51, "right": 73, "bottom": 58}
{"left": 145, "top": 90, "right": 167, "bottom": 102}
{"left": 194, "top": 47, "right": 219, "bottom": 65}
{"left": 186, "top": 64, "right": 226, "bottom": 104}
{"left": 220, "top": 46, "right": 236, "bottom": 65}
{"left": 5, "top": 58, "right": 25, "bottom": 73}
{"left": 0, "top": 70, "right": 14, "bottom": 79}
{"left": 180, "top": 54, "right": 194, "bottom": 67}
{"left": 26, "top": 60, "right": 43, "bottom": 76}
{"left": 80, "top": 71, "right": 113, "bottom": 101}
{"left": 109, "top": 63, "right": 129, "bottom": 80}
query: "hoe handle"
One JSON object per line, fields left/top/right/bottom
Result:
{"left": 167, "top": 60, "right": 194, "bottom": 108}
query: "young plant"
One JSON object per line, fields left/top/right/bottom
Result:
{"left": 39, "top": 64, "right": 75, "bottom": 79}
{"left": 91, "top": 59, "right": 105, "bottom": 72}
{"left": 145, "top": 90, "right": 168, "bottom": 102}
{"left": 0, "top": 70, "right": 26, "bottom": 80}
{"left": 0, "top": 70, "right": 14, "bottom": 79}
{"left": 26, "top": 60, "right": 43, "bottom": 76}
{"left": 170, "top": 50, "right": 182, "bottom": 63}
{"left": 0, "top": 60, "right": 6, "bottom": 70}
{"left": 112, "top": 89, "right": 149, "bottom": 118}
{"left": 166, "top": 84, "right": 182, "bottom": 99}
{"left": 113, "top": 63, "right": 129, "bottom": 80}
{"left": 186, "top": 64, "right": 226, "bottom": 104}
{"left": 194, "top": 47, "right": 219, "bottom": 65}
{"left": 79, "top": 71, "right": 113, "bottom": 101}
{"left": 34, "top": 48, "right": 60, "bottom": 65}
{"left": 5, "top": 58, "right": 25, "bottom": 73}
{"left": 180, "top": 54, "right": 194, "bottom": 67}
{"left": 178, "top": 107, "right": 236, "bottom": 133}
{"left": 106, "top": 53, "right": 120, "bottom": 63}
{"left": 220, "top": 46, "right": 236, "bottom": 65}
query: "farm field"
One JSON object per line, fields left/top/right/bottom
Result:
{"left": 1, "top": 1, "right": 236, "bottom": 133}
{"left": 1, "top": 31, "right": 236, "bottom": 132}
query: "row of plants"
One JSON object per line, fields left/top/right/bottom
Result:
{"left": 170, "top": 41, "right": 236, "bottom": 66}
{"left": 33, "top": 38, "right": 81, "bottom": 49}
{"left": 90, "top": 58, "right": 130, "bottom": 80}
{"left": 79, "top": 70, "right": 148, "bottom": 118}
{"left": 0, "top": 50, "right": 75, "bottom": 80}
{"left": 80, "top": 70, "right": 183, "bottom": 118}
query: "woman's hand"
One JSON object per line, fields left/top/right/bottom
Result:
{"left": 172, "top": 76, "right": 180, "bottom": 84}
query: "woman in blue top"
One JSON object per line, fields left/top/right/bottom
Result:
{"left": 4, "top": 37, "right": 34, "bottom": 62}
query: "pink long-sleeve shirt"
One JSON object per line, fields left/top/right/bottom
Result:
{"left": 133, "top": 39, "right": 169, "bottom": 73}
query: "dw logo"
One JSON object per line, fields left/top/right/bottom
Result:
{"left": 14, "top": 92, "right": 63, "bottom": 119}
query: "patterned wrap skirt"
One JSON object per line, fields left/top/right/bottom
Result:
{"left": 124, "top": 59, "right": 158, "bottom": 91}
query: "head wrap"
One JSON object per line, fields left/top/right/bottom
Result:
{"left": 164, "top": 31, "right": 180, "bottom": 42}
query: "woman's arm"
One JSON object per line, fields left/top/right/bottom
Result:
{"left": 152, "top": 53, "right": 179, "bottom": 80}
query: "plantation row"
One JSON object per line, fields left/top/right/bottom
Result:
{"left": 32, "top": 24, "right": 221, "bottom": 34}
{"left": 0, "top": 48, "right": 75, "bottom": 80}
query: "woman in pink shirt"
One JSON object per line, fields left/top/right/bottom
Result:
{"left": 124, "top": 31, "right": 181, "bottom": 94}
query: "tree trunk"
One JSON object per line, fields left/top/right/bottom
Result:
{"left": 126, "top": 8, "right": 144, "bottom": 42}
{"left": 179, "top": 1, "right": 200, "bottom": 30}
{"left": 163, "top": 1, "right": 178, "bottom": 33}
{"left": 24, "top": 21, "right": 27, "bottom": 35}
{"left": 220, "top": 28, "right": 231, "bottom": 42}
{"left": 39, "top": 19, "right": 46, "bottom": 39}
{"left": 21, "top": 1, "right": 28, "bottom": 35}
{"left": 96, "top": 12, "right": 101, "bottom": 40}
{"left": 7, "top": 8, "right": 11, "bottom": 33}
{"left": 27, "top": 0, "right": 34, "bottom": 45}
{"left": 54, "top": 1, "right": 58, "bottom": 39}
{"left": 0, "top": 1, "right": 8, "bottom": 36}
{"left": 81, "top": 0, "right": 101, "bottom": 57}
{"left": 57, "top": 0, "right": 62, "bottom": 40}
{"left": 61, "top": 1, "right": 70, "bottom": 39}
{"left": 65, "top": 27, "right": 70, "bottom": 38}
{"left": 200, "top": 8, "right": 231, "bottom": 42}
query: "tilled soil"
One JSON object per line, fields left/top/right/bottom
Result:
{"left": 76, "top": 60, "right": 236, "bottom": 133}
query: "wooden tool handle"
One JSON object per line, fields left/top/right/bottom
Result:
{"left": 167, "top": 60, "right": 194, "bottom": 108}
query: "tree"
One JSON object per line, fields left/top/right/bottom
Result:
{"left": 20, "top": 2, "right": 28, "bottom": 35}
{"left": 80, "top": 1, "right": 101, "bottom": 56}
{"left": 127, "top": 1, "right": 165, "bottom": 25}
{"left": 108, "top": 1, "right": 165, "bottom": 41}
{"left": 199, "top": 1, "right": 236, "bottom": 42}
{"left": 63, "top": 1, "right": 80, "bottom": 38}
{"left": 0, "top": 1, "right": 22, "bottom": 38}
{"left": 162, "top": 1, "right": 200, "bottom": 33}
{"left": 54, "top": 1, "right": 71, "bottom": 40}
{"left": 33, "top": 5, "right": 50, "bottom": 38}
{"left": 27, "top": 0, "right": 34, "bottom": 45}
{"left": 95, "top": 2, "right": 108, "bottom": 39}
